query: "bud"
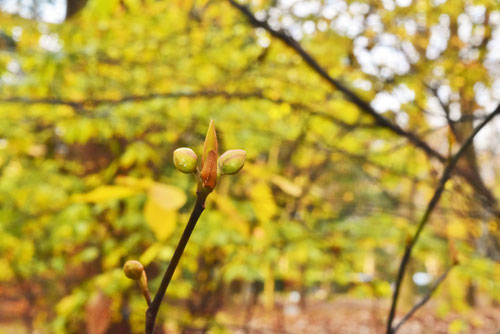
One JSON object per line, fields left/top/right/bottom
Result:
{"left": 219, "top": 149, "right": 246, "bottom": 175}
{"left": 202, "top": 120, "right": 218, "bottom": 167}
{"left": 200, "top": 150, "right": 218, "bottom": 190}
{"left": 123, "top": 260, "right": 144, "bottom": 280}
{"left": 200, "top": 120, "right": 219, "bottom": 190}
{"left": 173, "top": 148, "right": 198, "bottom": 173}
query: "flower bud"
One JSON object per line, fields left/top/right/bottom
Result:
{"left": 173, "top": 148, "right": 198, "bottom": 173}
{"left": 202, "top": 120, "right": 218, "bottom": 166}
{"left": 218, "top": 149, "right": 246, "bottom": 175}
{"left": 123, "top": 260, "right": 144, "bottom": 280}
{"left": 199, "top": 120, "right": 219, "bottom": 191}
{"left": 200, "top": 150, "right": 218, "bottom": 189}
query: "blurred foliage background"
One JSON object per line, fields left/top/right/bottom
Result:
{"left": 0, "top": 0, "right": 499, "bottom": 333}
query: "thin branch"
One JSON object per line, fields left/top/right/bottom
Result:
{"left": 385, "top": 105, "right": 500, "bottom": 334}
{"left": 227, "top": 0, "right": 441, "bottom": 159}
{"left": 0, "top": 97, "right": 82, "bottom": 108}
{"left": 392, "top": 266, "right": 454, "bottom": 333}
{"left": 424, "top": 83, "right": 459, "bottom": 140}
{"left": 145, "top": 191, "right": 208, "bottom": 334}
{"left": 0, "top": 91, "right": 263, "bottom": 108}
{"left": 0, "top": 90, "right": 368, "bottom": 130}
{"left": 226, "top": 0, "right": 499, "bottom": 217}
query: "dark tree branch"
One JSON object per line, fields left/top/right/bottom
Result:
{"left": 0, "top": 97, "right": 83, "bottom": 108}
{"left": 226, "top": 0, "right": 499, "bottom": 217}
{"left": 0, "top": 91, "right": 263, "bottom": 108}
{"left": 424, "top": 83, "right": 459, "bottom": 140}
{"left": 392, "top": 266, "right": 454, "bottom": 333}
{"left": 385, "top": 106, "right": 500, "bottom": 334}
{"left": 227, "top": 0, "right": 441, "bottom": 158}
{"left": 0, "top": 90, "right": 374, "bottom": 130}
{"left": 145, "top": 191, "right": 208, "bottom": 334}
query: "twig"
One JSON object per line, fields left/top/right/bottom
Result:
{"left": 0, "top": 90, "right": 364, "bottom": 130}
{"left": 385, "top": 105, "right": 500, "bottom": 334}
{"left": 145, "top": 191, "right": 209, "bottom": 334}
{"left": 226, "top": 0, "right": 500, "bottom": 217}
{"left": 392, "top": 266, "right": 453, "bottom": 333}
{"left": 227, "top": 0, "right": 441, "bottom": 160}
{"left": 0, "top": 91, "right": 262, "bottom": 108}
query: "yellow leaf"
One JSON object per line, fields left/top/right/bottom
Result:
{"left": 211, "top": 193, "right": 249, "bottom": 236}
{"left": 114, "top": 176, "right": 153, "bottom": 190}
{"left": 73, "top": 186, "right": 139, "bottom": 203}
{"left": 446, "top": 220, "right": 467, "bottom": 239}
{"left": 250, "top": 182, "right": 277, "bottom": 223}
{"left": 148, "top": 183, "right": 186, "bottom": 211}
{"left": 270, "top": 175, "right": 302, "bottom": 197}
{"left": 0, "top": 259, "right": 14, "bottom": 282}
{"left": 144, "top": 198, "right": 177, "bottom": 241}
{"left": 139, "top": 243, "right": 162, "bottom": 265}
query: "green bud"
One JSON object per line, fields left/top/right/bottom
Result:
{"left": 123, "top": 260, "right": 144, "bottom": 280}
{"left": 173, "top": 147, "right": 198, "bottom": 173}
{"left": 218, "top": 149, "right": 246, "bottom": 175}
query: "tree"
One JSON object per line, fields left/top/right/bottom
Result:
{"left": 0, "top": 0, "right": 499, "bottom": 333}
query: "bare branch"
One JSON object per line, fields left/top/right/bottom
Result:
{"left": 0, "top": 90, "right": 373, "bottom": 130}
{"left": 385, "top": 105, "right": 500, "bottom": 334}
{"left": 227, "top": 0, "right": 441, "bottom": 159}
{"left": 226, "top": 0, "right": 499, "bottom": 217}
{"left": 392, "top": 266, "right": 454, "bottom": 333}
{"left": 145, "top": 192, "right": 208, "bottom": 334}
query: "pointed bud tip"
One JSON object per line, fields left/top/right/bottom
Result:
{"left": 123, "top": 260, "right": 144, "bottom": 280}
{"left": 173, "top": 147, "right": 198, "bottom": 173}
{"left": 203, "top": 120, "right": 218, "bottom": 165}
{"left": 219, "top": 149, "right": 246, "bottom": 175}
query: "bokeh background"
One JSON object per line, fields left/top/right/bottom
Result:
{"left": 0, "top": 0, "right": 499, "bottom": 333}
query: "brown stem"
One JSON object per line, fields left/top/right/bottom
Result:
{"left": 392, "top": 266, "right": 453, "bottom": 333}
{"left": 138, "top": 272, "right": 152, "bottom": 307}
{"left": 145, "top": 191, "right": 209, "bottom": 334}
{"left": 385, "top": 106, "right": 499, "bottom": 334}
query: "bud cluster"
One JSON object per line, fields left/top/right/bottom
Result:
{"left": 173, "top": 120, "right": 246, "bottom": 191}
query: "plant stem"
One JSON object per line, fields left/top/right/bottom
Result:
{"left": 392, "top": 266, "right": 453, "bottom": 333}
{"left": 145, "top": 191, "right": 208, "bottom": 334}
{"left": 385, "top": 106, "right": 499, "bottom": 334}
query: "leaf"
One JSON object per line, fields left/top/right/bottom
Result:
{"left": 0, "top": 259, "right": 14, "bottom": 282}
{"left": 271, "top": 175, "right": 302, "bottom": 197}
{"left": 72, "top": 185, "right": 139, "bottom": 203}
{"left": 139, "top": 243, "right": 162, "bottom": 265}
{"left": 144, "top": 198, "right": 177, "bottom": 241}
{"left": 250, "top": 182, "right": 277, "bottom": 223}
{"left": 114, "top": 176, "right": 154, "bottom": 189}
{"left": 148, "top": 183, "right": 186, "bottom": 211}
{"left": 56, "top": 290, "right": 86, "bottom": 317}
{"left": 85, "top": 292, "right": 112, "bottom": 334}
{"left": 446, "top": 220, "right": 467, "bottom": 239}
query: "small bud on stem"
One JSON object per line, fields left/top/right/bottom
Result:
{"left": 219, "top": 149, "right": 246, "bottom": 175}
{"left": 146, "top": 120, "right": 247, "bottom": 333}
{"left": 123, "top": 260, "right": 151, "bottom": 306}
{"left": 124, "top": 260, "right": 144, "bottom": 280}
{"left": 173, "top": 148, "right": 198, "bottom": 173}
